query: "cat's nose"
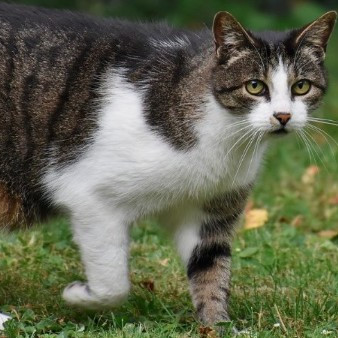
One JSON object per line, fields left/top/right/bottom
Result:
{"left": 273, "top": 112, "right": 291, "bottom": 126}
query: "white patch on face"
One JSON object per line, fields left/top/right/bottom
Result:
{"left": 249, "top": 58, "right": 308, "bottom": 133}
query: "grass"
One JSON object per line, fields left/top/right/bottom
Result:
{"left": 1, "top": 5, "right": 338, "bottom": 338}
{"left": 1, "top": 94, "right": 337, "bottom": 338}
{"left": 0, "top": 164, "right": 337, "bottom": 337}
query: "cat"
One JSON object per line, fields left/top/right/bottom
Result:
{"left": 0, "top": 2, "right": 336, "bottom": 328}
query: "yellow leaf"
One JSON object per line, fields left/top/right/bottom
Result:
{"left": 317, "top": 230, "right": 338, "bottom": 239}
{"left": 158, "top": 258, "right": 169, "bottom": 266}
{"left": 301, "top": 165, "right": 319, "bottom": 184}
{"left": 244, "top": 209, "right": 268, "bottom": 230}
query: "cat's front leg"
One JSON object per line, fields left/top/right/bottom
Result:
{"left": 62, "top": 204, "right": 131, "bottom": 309}
{"left": 187, "top": 234, "right": 233, "bottom": 324}
{"left": 175, "top": 190, "right": 249, "bottom": 325}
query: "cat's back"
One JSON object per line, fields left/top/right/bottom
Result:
{"left": 0, "top": 3, "right": 110, "bottom": 35}
{"left": 0, "top": 4, "right": 143, "bottom": 225}
{"left": 0, "top": 3, "right": 196, "bottom": 61}
{"left": 0, "top": 3, "right": 204, "bottom": 168}
{"left": 0, "top": 4, "right": 207, "bottom": 226}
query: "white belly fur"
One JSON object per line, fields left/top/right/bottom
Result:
{"left": 43, "top": 72, "right": 266, "bottom": 220}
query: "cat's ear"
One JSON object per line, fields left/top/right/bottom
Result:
{"left": 213, "top": 11, "right": 258, "bottom": 58}
{"left": 293, "top": 11, "right": 337, "bottom": 53}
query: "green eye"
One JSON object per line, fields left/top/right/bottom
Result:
{"left": 292, "top": 80, "right": 311, "bottom": 95}
{"left": 245, "top": 80, "right": 265, "bottom": 95}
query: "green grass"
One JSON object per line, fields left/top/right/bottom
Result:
{"left": 1, "top": 95, "right": 337, "bottom": 338}
{"left": 0, "top": 173, "right": 337, "bottom": 337}
{"left": 1, "top": 3, "right": 338, "bottom": 337}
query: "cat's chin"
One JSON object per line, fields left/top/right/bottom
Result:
{"left": 270, "top": 128, "right": 289, "bottom": 136}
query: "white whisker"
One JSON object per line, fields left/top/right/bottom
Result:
{"left": 307, "top": 118, "right": 338, "bottom": 127}
{"left": 306, "top": 124, "right": 337, "bottom": 158}
{"left": 230, "top": 130, "right": 258, "bottom": 188}
{"left": 245, "top": 131, "right": 264, "bottom": 182}
{"left": 224, "top": 128, "right": 254, "bottom": 160}
{"left": 297, "top": 130, "right": 314, "bottom": 164}
{"left": 302, "top": 129, "right": 327, "bottom": 170}
{"left": 303, "top": 129, "right": 329, "bottom": 171}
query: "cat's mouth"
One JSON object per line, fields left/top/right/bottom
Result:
{"left": 271, "top": 128, "right": 289, "bottom": 135}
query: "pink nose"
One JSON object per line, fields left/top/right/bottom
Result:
{"left": 273, "top": 112, "right": 291, "bottom": 126}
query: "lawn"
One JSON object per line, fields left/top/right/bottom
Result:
{"left": 1, "top": 3, "right": 338, "bottom": 338}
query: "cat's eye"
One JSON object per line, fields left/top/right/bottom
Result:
{"left": 245, "top": 80, "right": 266, "bottom": 96}
{"left": 292, "top": 80, "right": 311, "bottom": 95}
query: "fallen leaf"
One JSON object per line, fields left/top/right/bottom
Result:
{"left": 328, "top": 195, "right": 338, "bottom": 206}
{"left": 158, "top": 258, "right": 169, "bottom": 266}
{"left": 317, "top": 230, "right": 338, "bottom": 239}
{"left": 140, "top": 280, "right": 155, "bottom": 292}
{"left": 199, "top": 326, "right": 217, "bottom": 337}
{"left": 291, "top": 215, "right": 304, "bottom": 227}
{"left": 244, "top": 209, "right": 268, "bottom": 230}
{"left": 301, "top": 165, "right": 319, "bottom": 184}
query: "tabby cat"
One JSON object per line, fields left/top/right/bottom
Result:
{"left": 0, "top": 3, "right": 336, "bottom": 327}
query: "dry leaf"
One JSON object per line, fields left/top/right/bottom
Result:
{"left": 301, "top": 165, "right": 319, "bottom": 184}
{"left": 199, "top": 326, "right": 217, "bottom": 338}
{"left": 328, "top": 195, "right": 338, "bottom": 206}
{"left": 159, "top": 258, "right": 169, "bottom": 266}
{"left": 291, "top": 215, "right": 304, "bottom": 227}
{"left": 317, "top": 230, "right": 338, "bottom": 239}
{"left": 140, "top": 280, "right": 155, "bottom": 292}
{"left": 244, "top": 209, "right": 268, "bottom": 230}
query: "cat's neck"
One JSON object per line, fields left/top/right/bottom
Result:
{"left": 123, "top": 42, "right": 217, "bottom": 150}
{"left": 188, "top": 94, "right": 268, "bottom": 194}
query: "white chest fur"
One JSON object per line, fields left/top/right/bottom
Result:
{"left": 44, "top": 72, "right": 266, "bottom": 219}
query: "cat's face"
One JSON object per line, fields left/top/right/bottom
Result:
{"left": 211, "top": 11, "right": 336, "bottom": 135}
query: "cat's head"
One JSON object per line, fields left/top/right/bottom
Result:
{"left": 211, "top": 11, "right": 336, "bottom": 135}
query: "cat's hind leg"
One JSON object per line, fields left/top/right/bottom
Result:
{"left": 63, "top": 204, "right": 131, "bottom": 309}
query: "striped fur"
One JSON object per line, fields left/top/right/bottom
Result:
{"left": 0, "top": 4, "right": 336, "bottom": 327}
{"left": 186, "top": 188, "right": 250, "bottom": 324}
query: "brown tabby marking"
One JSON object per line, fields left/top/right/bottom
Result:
{"left": 190, "top": 257, "right": 231, "bottom": 323}
{"left": 140, "top": 46, "right": 215, "bottom": 149}
{"left": 0, "top": 184, "right": 24, "bottom": 228}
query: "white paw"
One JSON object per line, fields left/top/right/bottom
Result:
{"left": 0, "top": 313, "right": 11, "bottom": 330}
{"left": 62, "top": 281, "right": 129, "bottom": 309}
